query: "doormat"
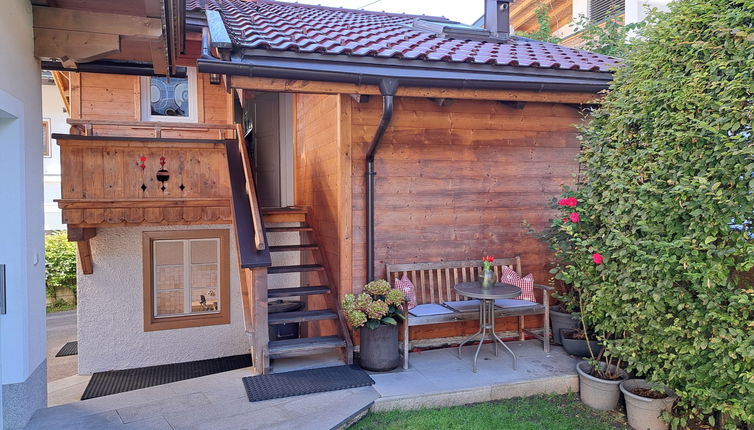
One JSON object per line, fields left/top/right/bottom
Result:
{"left": 242, "top": 365, "right": 374, "bottom": 402}
{"left": 55, "top": 341, "right": 78, "bottom": 357}
{"left": 81, "top": 354, "right": 252, "bottom": 400}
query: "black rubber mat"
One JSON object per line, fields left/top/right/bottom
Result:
{"left": 242, "top": 365, "right": 374, "bottom": 402}
{"left": 55, "top": 341, "right": 78, "bottom": 357}
{"left": 81, "top": 354, "right": 252, "bottom": 400}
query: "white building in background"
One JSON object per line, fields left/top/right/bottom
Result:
{"left": 41, "top": 72, "right": 67, "bottom": 231}
{"left": 507, "top": 0, "right": 673, "bottom": 44}
{"left": 0, "top": 1, "right": 48, "bottom": 428}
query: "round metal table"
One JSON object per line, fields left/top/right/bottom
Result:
{"left": 454, "top": 282, "right": 521, "bottom": 373}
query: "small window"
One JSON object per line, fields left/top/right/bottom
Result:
{"left": 143, "top": 230, "right": 230, "bottom": 331}
{"left": 140, "top": 68, "right": 198, "bottom": 122}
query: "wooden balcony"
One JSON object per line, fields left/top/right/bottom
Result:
{"left": 55, "top": 133, "right": 233, "bottom": 228}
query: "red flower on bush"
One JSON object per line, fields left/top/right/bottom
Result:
{"left": 558, "top": 197, "right": 578, "bottom": 207}
{"left": 569, "top": 212, "right": 580, "bottom": 223}
{"left": 592, "top": 253, "right": 603, "bottom": 265}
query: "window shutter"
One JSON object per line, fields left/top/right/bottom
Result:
{"left": 589, "top": 0, "right": 624, "bottom": 23}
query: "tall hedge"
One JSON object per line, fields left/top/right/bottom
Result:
{"left": 549, "top": 0, "right": 754, "bottom": 426}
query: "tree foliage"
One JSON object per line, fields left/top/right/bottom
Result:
{"left": 516, "top": 1, "right": 561, "bottom": 43}
{"left": 547, "top": 1, "right": 754, "bottom": 427}
{"left": 45, "top": 231, "right": 77, "bottom": 298}
{"left": 571, "top": 13, "right": 641, "bottom": 58}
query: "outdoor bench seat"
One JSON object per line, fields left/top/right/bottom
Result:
{"left": 386, "top": 257, "right": 552, "bottom": 370}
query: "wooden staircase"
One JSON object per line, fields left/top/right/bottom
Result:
{"left": 262, "top": 207, "right": 353, "bottom": 363}
{"left": 225, "top": 125, "right": 352, "bottom": 375}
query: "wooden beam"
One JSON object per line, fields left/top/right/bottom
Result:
{"left": 33, "top": 6, "right": 162, "bottom": 39}
{"left": 67, "top": 227, "right": 96, "bottom": 242}
{"left": 51, "top": 71, "right": 71, "bottom": 113}
{"left": 77, "top": 240, "right": 94, "bottom": 275}
{"left": 230, "top": 76, "right": 603, "bottom": 104}
{"left": 34, "top": 28, "right": 120, "bottom": 63}
{"left": 150, "top": 39, "right": 169, "bottom": 76}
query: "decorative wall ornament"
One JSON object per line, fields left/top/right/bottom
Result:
{"left": 138, "top": 155, "right": 147, "bottom": 192}
{"left": 156, "top": 156, "right": 170, "bottom": 192}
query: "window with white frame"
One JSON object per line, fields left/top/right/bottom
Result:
{"left": 143, "top": 230, "right": 229, "bottom": 331}
{"left": 140, "top": 68, "right": 198, "bottom": 122}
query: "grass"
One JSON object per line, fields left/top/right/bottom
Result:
{"left": 350, "top": 393, "right": 628, "bottom": 430}
{"left": 46, "top": 300, "right": 76, "bottom": 313}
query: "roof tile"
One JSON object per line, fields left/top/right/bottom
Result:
{"left": 188, "top": 0, "right": 619, "bottom": 73}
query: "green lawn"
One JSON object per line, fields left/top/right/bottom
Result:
{"left": 350, "top": 393, "right": 628, "bottom": 430}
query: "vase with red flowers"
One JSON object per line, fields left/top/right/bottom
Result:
{"left": 480, "top": 256, "right": 495, "bottom": 288}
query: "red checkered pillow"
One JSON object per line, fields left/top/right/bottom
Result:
{"left": 500, "top": 266, "right": 536, "bottom": 302}
{"left": 394, "top": 274, "right": 417, "bottom": 309}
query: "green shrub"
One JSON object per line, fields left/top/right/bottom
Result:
{"left": 45, "top": 231, "right": 77, "bottom": 298}
{"left": 547, "top": 1, "right": 754, "bottom": 427}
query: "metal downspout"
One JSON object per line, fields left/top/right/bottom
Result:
{"left": 366, "top": 79, "right": 399, "bottom": 282}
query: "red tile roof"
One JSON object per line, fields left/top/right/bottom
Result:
{"left": 187, "top": 0, "right": 620, "bottom": 73}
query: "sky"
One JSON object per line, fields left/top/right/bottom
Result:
{"left": 288, "top": 0, "right": 484, "bottom": 25}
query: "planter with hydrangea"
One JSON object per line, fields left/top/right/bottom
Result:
{"left": 342, "top": 279, "right": 406, "bottom": 372}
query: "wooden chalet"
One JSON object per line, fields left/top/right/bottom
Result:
{"left": 42, "top": 0, "right": 617, "bottom": 376}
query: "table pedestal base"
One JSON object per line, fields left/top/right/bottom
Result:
{"left": 457, "top": 299, "right": 517, "bottom": 373}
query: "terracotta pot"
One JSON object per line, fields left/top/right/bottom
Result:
{"left": 620, "top": 379, "right": 677, "bottom": 430}
{"left": 576, "top": 361, "right": 628, "bottom": 411}
{"left": 359, "top": 324, "right": 400, "bottom": 372}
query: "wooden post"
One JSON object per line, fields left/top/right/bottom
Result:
{"left": 68, "top": 227, "right": 96, "bottom": 275}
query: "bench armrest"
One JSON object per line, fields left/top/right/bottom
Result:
{"left": 533, "top": 283, "right": 555, "bottom": 291}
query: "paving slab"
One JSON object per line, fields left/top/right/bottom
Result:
{"left": 26, "top": 340, "right": 577, "bottom": 429}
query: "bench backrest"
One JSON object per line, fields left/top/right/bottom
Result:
{"left": 386, "top": 257, "right": 522, "bottom": 305}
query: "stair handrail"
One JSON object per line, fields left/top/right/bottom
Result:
{"left": 236, "top": 124, "right": 266, "bottom": 251}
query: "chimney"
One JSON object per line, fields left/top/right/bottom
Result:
{"left": 485, "top": 0, "right": 511, "bottom": 39}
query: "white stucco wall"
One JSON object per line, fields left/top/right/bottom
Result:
{"left": 0, "top": 1, "right": 47, "bottom": 428}
{"left": 77, "top": 225, "right": 250, "bottom": 374}
{"left": 41, "top": 83, "right": 67, "bottom": 231}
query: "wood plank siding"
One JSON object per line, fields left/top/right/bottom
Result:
{"left": 350, "top": 97, "right": 582, "bottom": 340}
{"left": 292, "top": 94, "right": 351, "bottom": 336}
{"left": 69, "top": 72, "right": 233, "bottom": 139}
{"left": 58, "top": 137, "right": 232, "bottom": 227}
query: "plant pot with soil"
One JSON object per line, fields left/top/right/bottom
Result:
{"left": 560, "top": 328, "right": 604, "bottom": 357}
{"left": 342, "top": 279, "right": 407, "bottom": 372}
{"left": 620, "top": 379, "right": 678, "bottom": 430}
{"left": 576, "top": 360, "right": 628, "bottom": 410}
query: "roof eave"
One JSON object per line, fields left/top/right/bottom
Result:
{"left": 197, "top": 53, "right": 614, "bottom": 94}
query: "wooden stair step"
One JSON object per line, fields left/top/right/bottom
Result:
{"left": 268, "top": 264, "right": 324, "bottom": 274}
{"left": 269, "top": 244, "right": 319, "bottom": 252}
{"left": 265, "top": 227, "right": 313, "bottom": 233}
{"left": 268, "top": 286, "right": 330, "bottom": 298}
{"left": 269, "top": 336, "right": 346, "bottom": 356}
{"left": 268, "top": 309, "right": 338, "bottom": 325}
{"left": 261, "top": 207, "right": 308, "bottom": 215}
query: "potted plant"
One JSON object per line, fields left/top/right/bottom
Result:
{"left": 550, "top": 285, "right": 580, "bottom": 345}
{"left": 620, "top": 379, "right": 678, "bottom": 430}
{"left": 574, "top": 336, "right": 628, "bottom": 411}
{"left": 342, "top": 279, "right": 406, "bottom": 372}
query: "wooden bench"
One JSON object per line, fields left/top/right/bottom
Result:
{"left": 386, "top": 257, "right": 552, "bottom": 370}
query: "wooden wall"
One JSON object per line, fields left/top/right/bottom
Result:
{"left": 348, "top": 97, "right": 583, "bottom": 339}
{"left": 293, "top": 94, "right": 353, "bottom": 335}
{"left": 69, "top": 72, "right": 233, "bottom": 139}
{"left": 58, "top": 137, "right": 232, "bottom": 227}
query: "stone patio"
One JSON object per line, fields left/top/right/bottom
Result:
{"left": 27, "top": 340, "right": 579, "bottom": 430}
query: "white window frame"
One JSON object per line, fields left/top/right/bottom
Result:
{"left": 152, "top": 237, "right": 221, "bottom": 319}
{"left": 140, "top": 67, "right": 198, "bottom": 123}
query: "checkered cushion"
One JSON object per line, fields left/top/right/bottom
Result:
{"left": 501, "top": 266, "right": 536, "bottom": 302}
{"left": 394, "top": 274, "right": 417, "bottom": 309}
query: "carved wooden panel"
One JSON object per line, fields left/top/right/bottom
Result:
{"left": 57, "top": 136, "right": 232, "bottom": 227}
